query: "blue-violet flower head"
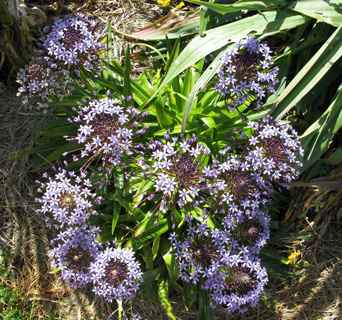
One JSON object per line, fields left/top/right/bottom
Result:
{"left": 64, "top": 96, "right": 148, "bottom": 172}
{"left": 90, "top": 246, "right": 143, "bottom": 302}
{"left": 35, "top": 168, "right": 102, "bottom": 229}
{"left": 214, "top": 37, "right": 278, "bottom": 113}
{"left": 203, "top": 252, "right": 268, "bottom": 314}
{"left": 49, "top": 226, "right": 102, "bottom": 289}
{"left": 16, "top": 57, "right": 69, "bottom": 109}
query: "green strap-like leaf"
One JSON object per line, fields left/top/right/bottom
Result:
{"left": 147, "top": 10, "right": 309, "bottom": 121}
{"left": 271, "top": 25, "right": 342, "bottom": 120}
{"left": 300, "top": 83, "right": 342, "bottom": 172}
{"left": 157, "top": 276, "right": 176, "bottom": 320}
{"left": 290, "top": 0, "right": 342, "bottom": 27}
{"left": 182, "top": 50, "right": 225, "bottom": 132}
{"left": 186, "top": 0, "right": 268, "bottom": 14}
{"left": 124, "top": 45, "right": 132, "bottom": 104}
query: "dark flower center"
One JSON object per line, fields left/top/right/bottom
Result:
{"left": 66, "top": 246, "right": 93, "bottom": 271}
{"left": 58, "top": 194, "right": 76, "bottom": 211}
{"left": 104, "top": 259, "right": 128, "bottom": 286}
{"left": 190, "top": 236, "right": 216, "bottom": 267}
{"left": 260, "top": 137, "right": 286, "bottom": 161}
{"left": 222, "top": 170, "right": 255, "bottom": 201}
{"left": 169, "top": 153, "right": 200, "bottom": 189}
{"left": 60, "top": 25, "right": 86, "bottom": 50}
{"left": 94, "top": 115, "right": 117, "bottom": 140}
{"left": 234, "top": 218, "right": 262, "bottom": 246}
{"left": 233, "top": 48, "right": 260, "bottom": 83}
{"left": 223, "top": 264, "right": 258, "bottom": 295}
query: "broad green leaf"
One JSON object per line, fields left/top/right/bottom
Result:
{"left": 107, "top": 191, "right": 130, "bottom": 211}
{"left": 88, "top": 74, "right": 124, "bottom": 95}
{"left": 112, "top": 201, "right": 120, "bottom": 235}
{"left": 132, "top": 219, "right": 170, "bottom": 250}
{"left": 290, "top": 0, "right": 342, "bottom": 27}
{"left": 160, "top": 237, "right": 179, "bottom": 282}
{"left": 198, "top": 288, "right": 213, "bottom": 320}
{"left": 165, "top": 37, "right": 181, "bottom": 74}
{"left": 40, "top": 125, "right": 75, "bottom": 138}
{"left": 157, "top": 276, "right": 176, "bottom": 320}
{"left": 183, "top": 282, "right": 197, "bottom": 310}
{"left": 199, "top": 4, "right": 212, "bottom": 37}
{"left": 124, "top": 45, "right": 132, "bottom": 103}
{"left": 300, "top": 84, "right": 342, "bottom": 171}
{"left": 324, "top": 148, "right": 342, "bottom": 165}
{"left": 187, "top": 0, "right": 268, "bottom": 14}
{"left": 271, "top": 25, "right": 342, "bottom": 120}
{"left": 182, "top": 50, "right": 225, "bottom": 131}
{"left": 262, "top": 260, "right": 301, "bottom": 277}
{"left": 147, "top": 10, "right": 310, "bottom": 119}
{"left": 270, "top": 231, "right": 313, "bottom": 240}
{"left": 260, "top": 249, "right": 308, "bottom": 268}
{"left": 152, "top": 234, "right": 161, "bottom": 260}
{"left": 45, "top": 141, "right": 79, "bottom": 162}
{"left": 10, "top": 140, "right": 65, "bottom": 161}
{"left": 141, "top": 246, "right": 154, "bottom": 271}
{"left": 135, "top": 42, "right": 167, "bottom": 64}
{"left": 32, "top": 117, "right": 70, "bottom": 133}
{"left": 141, "top": 267, "right": 162, "bottom": 285}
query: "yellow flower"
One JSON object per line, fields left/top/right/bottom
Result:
{"left": 175, "top": 1, "right": 185, "bottom": 10}
{"left": 157, "top": 0, "right": 171, "bottom": 7}
{"left": 286, "top": 250, "right": 301, "bottom": 265}
{"left": 157, "top": 0, "right": 185, "bottom": 10}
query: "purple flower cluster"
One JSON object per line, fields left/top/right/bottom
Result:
{"left": 29, "top": 29, "right": 305, "bottom": 316}
{"left": 39, "top": 13, "right": 107, "bottom": 76}
{"left": 222, "top": 210, "right": 270, "bottom": 255}
{"left": 170, "top": 219, "right": 229, "bottom": 283}
{"left": 203, "top": 252, "right": 268, "bottom": 314}
{"left": 64, "top": 96, "right": 148, "bottom": 172}
{"left": 170, "top": 216, "right": 269, "bottom": 313}
{"left": 16, "top": 13, "right": 109, "bottom": 109}
{"left": 135, "top": 132, "right": 213, "bottom": 223}
{"left": 16, "top": 57, "right": 69, "bottom": 109}
{"left": 90, "top": 246, "right": 143, "bottom": 302}
{"left": 214, "top": 37, "right": 278, "bottom": 113}
{"left": 36, "top": 167, "right": 142, "bottom": 299}
{"left": 245, "top": 118, "right": 304, "bottom": 189}
{"left": 35, "top": 168, "right": 102, "bottom": 229}
{"left": 165, "top": 119, "right": 302, "bottom": 313}
{"left": 210, "top": 155, "right": 271, "bottom": 219}
{"left": 49, "top": 226, "right": 102, "bottom": 289}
